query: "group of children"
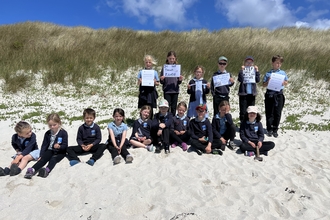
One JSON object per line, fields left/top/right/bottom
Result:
{"left": 0, "top": 52, "right": 287, "bottom": 179}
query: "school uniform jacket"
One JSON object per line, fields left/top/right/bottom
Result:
{"left": 130, "top": 118, "right": 153, "bottom": 139}
{"left": 40, "top": 129, "right": 68, "bottom": 156}
{"left": 210, "top": 71, "right": 234, "bottom": 96}
{"left": 212, "top": 113, "right": 234, "bottom": 139}
{"left": 187, "top": 78, "right": 210, "bottom": 103}
{"left": 171, "top": 115, "right": 190, "bottom": 132}
{"left": 189, "top": 118, "right": 213, "bottom": 142}
{"left": 11, "top": 132, "right": 38, "bottom": 156}
{"left": 237, "top": 69, "right": 260, "bottom": 96}
{"left": 76, "top": 123, "right": 102, "bottom": 146}
{"left": 239, "top": 121, "right": 264, "bottom": 143}
{"left": 152, "top": 112, "right": 174, "bottom": 130}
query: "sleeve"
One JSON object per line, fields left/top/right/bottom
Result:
{"left": 92, "top": 125, "right": 102, "bottom": 146}
{"left": 76, "top": 125, "right": 84, "bottom": 146}
{"left": 212, "top": 117, "right": 221, "bottom": 139}
{"left": 206, "top": 120, "right": 213, "bottom": 143}
{"left": 203, "top": 79, "right": 210, "bottom": 94}
{"left": 228, "top": 73, "right": 234, "bottom": 87}
{"left": 239, "top": 123, "right": 249, "bottom": 143}
{"left": 40, "top": 132, "right": 49, "bottom": 157}
{"left": 238, "top": 70, "right": 244, "bottom": 83}
{"left": 58, "top": 130, "right": 68, "bottom": 151}
{"left": 258, "top": 122, "right": 264, "bottom": 142}
{"left": 189, "top": 120, "right": 199, "bottom": 140}
{"left": 165, "top": 113, "right": 173, "bottom": 128}
{"left": 11, "top": 134, "right": 20, "bottom": 151}
{"left": 130, "top": 121, "right": 139, "bottom": 138}
{"left": 160, "top": 67, "right": 164, "bottom": 84}
{"left": 154, "top": 70, "right": 160, "bottom": 81}
{"left": 225, "top": 113, "right": 234, "bottom": 125}
{"left": 255, "top": 71, "right": 260, "bottom": 83}
{"left": 210, "top": 74, "right": 215, "bottom": 95}
{"left": 263, "top": 72, "right": 270, "bottom": 83}
{"left": 21, "top": 133, "right": 38, "bottom": 156}
{"left": 137, "top": 70, "right": 142, "bottom": 79}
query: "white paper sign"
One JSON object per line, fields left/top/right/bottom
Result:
{"left": 141, "top": 70, "right": 154, "bottom": 87}
{"left": 267, "top": 73, "right": 285, "bottom": 91}
{"left": 163, "top": 64, "right": 181, "bottom": 77}
{"left": 243, "top": 66, "right": 256, "bottom": 83}
{"left": 213, "top": 73, "right": 230, "bottom": 87}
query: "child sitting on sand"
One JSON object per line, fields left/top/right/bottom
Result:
{"left": 170, "top": 101, "right": 190, "bottom": 151}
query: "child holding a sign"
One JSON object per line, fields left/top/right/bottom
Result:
{"left": 187, "top": 65, "right": 210, "bottom": 118}
{"left": 210, "top": 56, "right": 235, "bottom": 116}
{"left": 24, "top": 113, "right": 68, "bottom": 179}
{"left": 262, "top": 55, "right": 288, "bottom": 138}
{"left": 160, "top": 51, "right": 184, "bottom": 115}
{"left": 137, "top": 54, "right": 160, "bottom": 118}
{"left": 237, "top": 56, "right": 260, "bottom": 123}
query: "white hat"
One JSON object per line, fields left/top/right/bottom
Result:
{"left": 247, "top": 106, "right": 258, "bottom": 113}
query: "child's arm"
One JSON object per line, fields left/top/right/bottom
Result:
{"left": 203, "top": 79, "right": 210, "bottom": 94}
{"left": 57, "top": 130, "right": 68, "bottom": 151}
{"left": 108, "top": 128, "right": 118, "bottom": 148}
{"left": 92, "top": 125, "right": 102, "bottom": 146}
{"left": 76, "top": 126, "right": 85, "bottom": 146}
{"left": 119, "top": 130, "right": 127, "bottom": 148}
{"left": 20, "top": 133, "right": 38, "bottom": 157}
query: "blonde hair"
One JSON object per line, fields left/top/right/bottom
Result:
{"left": 47, "top": 113, "right": 62, "bottom": 125}
{"left": 14, "top": 121, "right": 32, "bottom": 134}
{"left": 144, "top": 55, "right": 157, "bottom": 65}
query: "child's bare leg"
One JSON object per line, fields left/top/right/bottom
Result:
{"left": 18, "top": 155, "right": 33, "bottom": 170}
{"left": 130, "top": 140, "right": 147, "bottom": 148}
{"left": 142, "top": 139, "right": 152, "bottom": 145}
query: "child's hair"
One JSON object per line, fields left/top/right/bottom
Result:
{"left": 14, "top": 121, "right": 32, "bottom": 134}
{"left": 113, "top": 108, "right": 125, "bottom": 122}
{"left": 177, "top": 101, "right": 187, "bottom": 110}
{"left": 144, "top": 54, "right": 157, "bottom": 65}
{"left": 83, "top": 108, "right": 96, "bottom": 118}
{"left": 47, "top": 113, "right": 62, "bottom": 125}
{"left": 218, "top": 100, "right": 230, "bottom": 109}
{"left": 194, "top": 65, "right": 205, "bottom": 73}
{"left": 272, "top": 55, "right": 284, "bottom": 63}
{"left": 165, "top": 51, "right": 178, "bottom": 64}
{"left": 140, "top": 105, "right": 152, "bottom": 119}
{"left": 243, "top": 112, "right": 262, "bottom": 122}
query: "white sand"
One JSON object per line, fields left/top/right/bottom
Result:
{"left": 0, "top": 70, "right": 329, "bottom": 219}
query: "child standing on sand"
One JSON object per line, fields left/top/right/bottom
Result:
{"left": 170, "top": 101, "right": 190, "bottom": 151}
{"left": 24, "top": 113, "right": 68, "bottom": 179}
{"left": 0, "top": 121, "right": 39, "bottom": 176}
{"left": 160, "top": 51, "right": 184, "bottom": 115}
{"left": 107, "top": 108, "right": 133, "bottom": 165}
{"left": 239, "top": 106, "right": 275, "bottom": 156}
{"left": 187, "top": 65, "right": 210, "bottom": 118}
{"left": 130, "top": 105, "right": 154, "bottom": 152}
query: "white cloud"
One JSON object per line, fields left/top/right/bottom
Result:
{"left": 110, "top": 0, "right": 199, "bottom": 29}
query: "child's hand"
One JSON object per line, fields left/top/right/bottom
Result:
{"left": 241, "top": 65, "right": 245, "bottom": 70}
{"left": 229, "top": 77, "right": 235, "bottom": 83}
{"left": 187, "top": 84, "right": 191, "bottom": 89}
{"left": 180, "top": 130, "right": 186, "bottom": 135}
{"left": 199, "top": 136, "right": 207, "bottom": 143}
{"left": 220, "top": 137, "right": 226, "bottom": 145}
{"left": 174, "top": 130, "right": 180, "bottom": 135}
{"left": 157, "top": 130, "right": 162, "bottom": 136}
{"left": 248, "top": 141, "right": 256, "bottom": 148}
{"left": 254, "top": 65, "right": 259, "bottom": 71}
{"left": 159, "top": 123, "right": 166, "bottom": 129}
{"left": 226, "top": 105, "right": 230, "bottom": 114}
{"left": 179, "top": 75, "right": 184, "bottom": 81}
{"left": 160, "top": 76, "right": 165, "bottom": 81}
{"left": 54, "top": 143, "right": 60, "bottom": 149}
{"left": 205, "top": 144, "right": 212, "bottom": 153}
{"left": 206, "top": 83, "right": 210, "bottom": 89}
{"left": 257, "top": 141, "right": 262, "bottom": 149}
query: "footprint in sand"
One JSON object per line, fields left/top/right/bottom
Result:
{"left": 45, "top": 200, "right": 63, "bottom": 209}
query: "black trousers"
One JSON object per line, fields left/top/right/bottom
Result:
{"left": 32, "top": 150, "right": 66, "bottom": 172}
{"left": 164, "top": 93, "right": 178, "bottom": 115}
{"left": 169, "top": 130, "right": 191, "bottom": 144}
{"left": 67, "top": 144, "right": 106, "bottom": 161}
{"left": 213, "top": 95, "right": 230, "bottom": 116}
{"left": 155, "top": 128, "right": 170, "bottom": 147}
{"left": 239, "top": 94, "right": 256, "bottom": 122}
{"left": 107, "top": 139, "right": 130, "bottom": 160}
{"left": 190, "top": 139, "right": 222, "bottom": 152}
{"left": 240, "top": 141, "right": 275, "bottom": 155}
{"left": 264, "top": 94, "right": 285, "bottom": 132}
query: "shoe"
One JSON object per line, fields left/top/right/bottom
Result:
{"left": 165, "top": 145, "right": 170, "bottom": 154}
{"left": 267, "top": 130, "right": 273, "bottom": 137}
{"left": 273, "top": 132, "right": 278, "bottom": 138}
{"left": 37, "top": 167, "right": 50, "bottom": 178}
{"left": 245, "top": 151, "right": 255, "bottom": 157}
{"left": 9, "top": 164, "right": 21, "bottom": 176}
{"left": 195, "top": 149, "right": 203, "bottom": 156}
{"left": 146, "top": 144, "right": 154, "bottom": 152}
{"left": 86, "top": 159, "right": 95, "bottom": 166}
{"left": 0, "top": 167, "right": 6, "bottom": 176}
{"left": 220, "top": 144, "right": 226, "bottom": 151}
{"left": 125, "top": 155, "right": 134, "bottom": 163}
{"left": 171, "top": 142, "right": 178, "bottom": 148}
{"left": 212, "top": 149, "right": 223, "bottom": 156}
{"left": 69, "top": 160, "right": 80, "bottom": 166}
{"left": 155, "top": 146, "right": 161, "bottom": 154}
{"left": 181, "top": 142, "right": 188, "bottom": 151}
{"left": 24, "top": 168, "right": 35, "bottom": 179}
{"left": 113, "top": 156, "right": 121, "bottom": 165}
{"left": 228, "top": 141, "right": 238, "bottom": 150}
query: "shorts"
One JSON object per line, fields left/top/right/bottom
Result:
{"left": 29, "top": 149, "right": 40, "bottom": 160}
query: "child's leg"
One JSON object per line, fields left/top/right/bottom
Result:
{"left": 169, "top": 130, "right": 184, "bottom": 144}
{"left": 170, "top": 93, "right": 178, "bottom": 115}
{"left": 18, "top": 154, "right": 34, "bottom": 171}
{"left": 66, "top": 145, "right": 84, "bottom": 161}
{"left": 247, "top": 94, "right": 256, "bottom": 106}
{"left": 130, "top": 139, "right": 147, "bottom": 148}
{"left": 239, "top": 95, "right": 247, "bottom": 122}
{"left": 46, "top": 153, "right": 66, "bottom": 172}
{"left": 190, "top": 139, "right": 207, "bottom": 151}
{"left": 273, "top": 94, "right": 285, "bottom": 133}
{"left": 264, "top": 95, "right": 275, "bottom": 132}
{"left": 239, "top": 142, "right": 255, "bottom": 154}
{"left": 108, "top": 143, "right": 120, "bottom": 160}
{"left": 120, "top": 145, "right": 130, "bottom": 159}
{"left": 31, "top": 150, "right": 54, "bottom": 171}
{"left": 260, "top": 141, "right": 275, "bottom": 155}
{"left": 89, "top": 144, "right": 107, "bottom": 161}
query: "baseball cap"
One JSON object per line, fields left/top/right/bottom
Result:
{"left": 245, "top": 56, "right": 254, "bottom": 61}
{"left": 196, "top": 104, "right": 207, "bottom": 111}
{"left": 247, "top": 106, "right": 258, "bottom": 113}
{"left": 218, "top": 56, "right": 228, "bottom": 62}
{"left": 158, "top": 98, "right": 169, "bottom": 107}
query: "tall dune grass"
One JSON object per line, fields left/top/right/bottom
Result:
{"left": 0, "top": 22, "right": 330, "bottom": 92}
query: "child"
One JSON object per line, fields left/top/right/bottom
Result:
{"left": 237, "top": 56, "right": 260, "bottom": 123}
{"left": 262, "top": 55, "right": 288, "bottom": 137}
{"left": 0, "top": 121, "right": 39, "bottom": 176}
{"left": 67, "top": 108, "right": 106, "bottom": 166}
{"left": 212, "top": 100, "right": 237, "bottom": 151}
{"left": 189, "top": 104, "right": 222, "bottom": 156}
{"left": 24, "top": 113, "right": 68, "bottom": 179}
{"left": 152, "top": 98, "right": 173, "bottom": 154}
{"left": 210, "top": 56, "right": 235, "bottom": 116}
{"left": 170, "top": 101, "right": 190, "bottom": 151}
{"left": 187, "top": 65, "right": 210, "bottom": 118}
{"left": 239, "top": 106, "right": 275, "bottom": 156}
{"left": 160, "top": 51, "right": 184, "bottom": 115}
{"left": 137, "top": 54, "right": 160, "bottom": 118}
{"left": 129, "top": 105, "right": 154, "bottom": 151}
{"left": 107, "top": 108, "right": 133, "bottom": 165}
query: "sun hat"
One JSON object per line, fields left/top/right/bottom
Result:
{"left": 245, "top": 56, "right": 254, "bottom": 61}
{"left": 196, "top": 104, "right": 207, "bottom": 111}
{"left": 247, "top": 106, "right": 258, "bottom": 113}
{"left": 158, "top": 99, "right": 169, "bottom": 107}
{"left": 218, "top": 56, "right": 228, "bottom": 62}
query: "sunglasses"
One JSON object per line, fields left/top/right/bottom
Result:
{"left": 218, "top": 62, "right": 227, "bottom": 65}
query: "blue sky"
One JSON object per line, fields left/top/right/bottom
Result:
{"left": 1, "top": 0, "right": 330, "bottom": 31}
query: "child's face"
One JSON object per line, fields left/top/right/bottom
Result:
{"left": 245, "top": 59, "right": 254, "bottom": 67}
{"left": 48, "top": 120, "right": 60, "bottom": 133}
{"left": 219, "top": 105, "right": 227, "bottom": 116}
{"left": 272, "top": 60, "right": 282, "bottom": 70}
{"left": 113, "top": 112, "right": 124, "bottom": 125}
{"left": 141, "top": 109, "right": 150, "bottom": 120}
{"left": 84, "top": 114, "right": 95, "bottom": 126}
{"left": 145, "top": 59, "right": 153, "bottom": 69}
{"left": 18, "top": 128, "right": 32, "bottom": 138}
{"left": 177, "top": 106, "right": 186, "bottom": 117}
{"left": 218, "top": 60, "right": 227, "bottom": 71}
{"left": 167, "top": 55, "right": 176, "bottom": 64}
{"left": 194, "top": 68, "right": 203, "bottom": 79}
{"left": 159, "top": 106, "right": 168, "bottom": 115}
{"left": 196, "top": 109, "right": 206, "bottom": 119}
{"left": 248, "top": 112, "right": 257, "bottom": 121}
